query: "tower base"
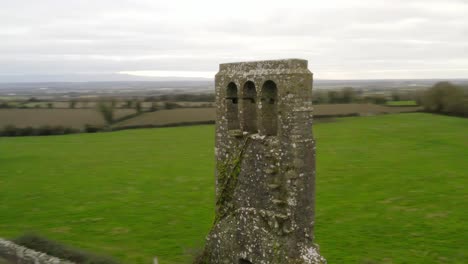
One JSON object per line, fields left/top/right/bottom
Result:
{"left": 196, "top": 209, "right": 326, "bottom": 264}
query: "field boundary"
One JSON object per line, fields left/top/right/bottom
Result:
{"left": 0, "top": 238, "right": 74, "bottom": 264}
{"left": 111, "top": 120, "right": 216, "bottom": 131}
{"left": 385, "top": 104, "right": 420, "bottom": 108}
{"left": 314, "top": 113, "right": 359, "bottom": 118}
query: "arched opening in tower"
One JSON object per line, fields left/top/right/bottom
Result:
{"left": 261, "top": 80, "right": 278, "bottom": 136}
{"left": 226, "top": 82, "right": 240, "bottom": 130}
{"left": 242, "top": 81, "right": 257, "bottom": 133}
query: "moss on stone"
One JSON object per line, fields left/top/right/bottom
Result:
{"left": 214, "top": 136, "right": 250, "bottom": 224}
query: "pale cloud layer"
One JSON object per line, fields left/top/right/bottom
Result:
{"left": 0, "top": 0, "right": 467, "bottom": 80}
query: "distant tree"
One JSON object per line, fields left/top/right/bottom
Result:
{"left": 163, "top": 102, "right": 178, "bottom": 110}
{"left": 2, "top": 125, "right": 18, "bottom": 136}
{"left": 364, "top": 95, "right": 388, "bottom": 105}
{"left": 391, "top": 92, "right": 401, "bottom": 101}
{"left": 342, "top": 87, "right": 356, "bottom": 103}
{"left": 312, "top": 90, "right": 329, "bottom": 104}
{"left": 84, "top": 124, "right": 102, "bottom": 133}
{"left": 125, "top": 100, "right": 133, "bottom": 108}
{"left": 47, "top": 103, "right": 53, "bottom": 109}
{"left": 422, "top": 81, "right": 467, "bottom": 116}
{"left": 18, "top": 126, "right": 34, "bottom": 136}
{"left": 150, "top": 102, "right": 158, "bottom": 112}
{"left": 37, "top": 125, "right": 53, "bottom": 136}
{"left": 97, "top": 102, "right": 114, "bottom": 125}
{"left": 326, "top": 88, "right": 357, "bottom": 104}
{"left": 327, "top": 90, "right": 340, "bottom": 103}
{"left": 135, "top": 100, "right": 142, "bottom": 113}
{"left": 159, "top": 95, "right": 169, "bottom": 101}
{"left": 69, "top": 100, "right": 77, "bottom": 109}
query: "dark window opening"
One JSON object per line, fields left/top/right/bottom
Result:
{"left": 226, "top": 82, "right": 240, "bottom": 130}
{"left": 242, "top": 81, "right": 257, "bottom": 133}
{"left": 261, "top": 80, "right": 278, "bottom": 136}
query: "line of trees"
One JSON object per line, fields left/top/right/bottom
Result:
{"left": 0, "top": 125, "right": 79, "bottom": 136}
{"left": 97, "top": 101, "right": 115, "bottom": 125}
{"left": 145, "top": 93, "right": 215, "bottom": 102}
{"left": 312, "top": 88, "right": 390, "bottom": 105}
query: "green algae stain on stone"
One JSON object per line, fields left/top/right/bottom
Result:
{"left": 215, "top": 137, "right": 250, "bottom": 224}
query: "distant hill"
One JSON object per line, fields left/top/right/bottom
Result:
{"left": 1, "top": 78, "right": 467, "bottom": 98}
{"left": 0, "top": 73, "right": 213, "bottom": 83}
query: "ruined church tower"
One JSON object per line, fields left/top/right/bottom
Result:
{"left": 199, "top": 59, "right": 325, "bottom": 264}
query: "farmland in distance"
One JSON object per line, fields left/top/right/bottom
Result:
{"left": 0, "top": 104, "right": 421, "bottom": 131}
{"left": 0, "top": 109, "right": 136, "bottom": 129}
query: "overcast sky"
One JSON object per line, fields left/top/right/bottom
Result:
{"left": 1, "top": 0, "right": 467, "bottom": 80}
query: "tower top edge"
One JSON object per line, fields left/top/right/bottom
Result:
{"left": 219, "top": 59, "right": 308, "bottom": 73}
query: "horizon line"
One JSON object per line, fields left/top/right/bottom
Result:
{"left": 2, "top": 77, "right": 468, "bottom": 84}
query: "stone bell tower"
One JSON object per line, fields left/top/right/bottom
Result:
{"left": 198, "top": 59, "right": 326, "bottom": 264}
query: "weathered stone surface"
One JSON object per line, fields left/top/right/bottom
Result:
{"left": 0, "top": 238, "right": 74, "bottom": 264}
{"left": 198, "top": 59, "right": 326, "bottom": 264}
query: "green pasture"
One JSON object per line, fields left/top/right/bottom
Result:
{"left": 0, "top": 113, "right": 466, "bottom": 263}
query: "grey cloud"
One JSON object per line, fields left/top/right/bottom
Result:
{"left": 0, "top": 0, "right": 467, "bottom": 79}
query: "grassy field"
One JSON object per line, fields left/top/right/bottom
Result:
{"left": 0, "top": 113, "right": 466, "bottom": 264}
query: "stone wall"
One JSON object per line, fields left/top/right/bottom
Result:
{"left": 0, "top": 238, "right": 74, "bottom": 264}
